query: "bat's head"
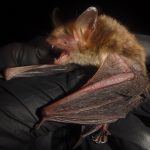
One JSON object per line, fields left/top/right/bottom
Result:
{"left": 46, "top": 7, "right": 102, "bottom": 66}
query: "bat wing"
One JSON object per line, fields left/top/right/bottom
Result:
{"left": 4, "top": 54, "right": 148, "bottom": 125}
{"left": 4, "top": 64, "right": 78, "bottom": 80}
{"left": 39, "top": 54, "right": 148, "bottom": 125}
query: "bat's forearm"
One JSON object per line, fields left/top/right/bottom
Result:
{"left": 3, "top": 64, "right": 77, "bottom": 80}
{"left": 4, "top": 65, "right": 41, "bottom": 80}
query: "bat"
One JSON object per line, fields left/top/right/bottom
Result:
{"left": 3, "top": 6, "right": 148, "bottom": 148}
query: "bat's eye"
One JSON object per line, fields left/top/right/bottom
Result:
{"left": 64, "top": 41, "right": 67, "bottom": 45}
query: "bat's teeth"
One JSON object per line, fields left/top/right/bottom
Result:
{"left": 51, "top": 45, "right": 55, "bottom": 48}
{"left": 54, "top": 58, "right": 58, "bottom": 64}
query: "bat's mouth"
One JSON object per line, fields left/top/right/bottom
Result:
{"left": 50, "top": 45, "right": 70, "bottom": 64}
{"left": 54, "top": 50, "right": 69, "bottom": 64}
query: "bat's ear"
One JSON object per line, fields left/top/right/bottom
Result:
{"left": 51, "top": 7, "right": 64, "bottom": 27}
{"left": 73, "top": 6, "right": 98, "bottom": 46}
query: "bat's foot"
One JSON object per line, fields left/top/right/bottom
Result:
{"left": 91, "top": 124, "right": 110, "bottom": 144}
{"left": 73, "top": 124, "right": 110, "bottom": 149}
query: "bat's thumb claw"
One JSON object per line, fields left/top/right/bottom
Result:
{"left": 34, "top": 119, "right": 46, "bottom": 129}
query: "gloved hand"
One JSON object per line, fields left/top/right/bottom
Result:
{"left": 0, "top": 37, "right": 54, "bottom": 72}
{"left": 0, "top": 34, "right": 150, "bottom": 150}
{"left": 0, "top": 37, "right": 96, "bottom": 150}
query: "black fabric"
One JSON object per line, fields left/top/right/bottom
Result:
{"left": 0, "top": 34, "right": 150, "bottom": 150}
{"left": 0, "top": 37, "right": 54, "bottom": 72}
{"left": 0, "top": 65, "right": 94, "bottom": 150}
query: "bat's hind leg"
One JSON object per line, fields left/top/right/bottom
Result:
{"left": 73, "top": 124, "right": 110, "bottom": 149}
{"left": 92, "top": 124, "right": 110, "bottom": 143}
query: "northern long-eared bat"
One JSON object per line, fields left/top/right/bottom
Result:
{"left": 3, "top": 6, "right": 148, "bottom": 148}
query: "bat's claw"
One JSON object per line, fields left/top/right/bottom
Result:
{"left": 92, "top": 131, "right": 108, "bottom": 143}
{"left": 91, "top": 124, "right": 110, "bottom": 144}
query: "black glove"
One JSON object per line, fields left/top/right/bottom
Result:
{"left": 0, "top": 37, "right": 95, "bottom": 150}
{"left": 0, "top": 36, "right": 54, "bottom": 72}
{"left": 0, "top": 34, "right": 150, "bottom": 150}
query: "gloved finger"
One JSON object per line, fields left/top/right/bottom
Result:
{"left": 0, "top": 37, "right": 53, "bottom": 72}
{"left": 109, "top": 109, "right": 150, "bottom": 150}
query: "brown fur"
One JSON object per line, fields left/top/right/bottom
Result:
{"left": 46, "top": 7, "right": 146, "bottom": 74}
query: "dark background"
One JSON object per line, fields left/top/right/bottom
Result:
{"left": 0, "top": 0, "right": 149, "bottom": 46}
